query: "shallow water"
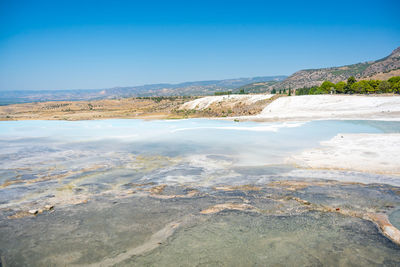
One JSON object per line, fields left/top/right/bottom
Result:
{"left": 128, "top": 212, "right": 400, "bottom": 266}
{"left": 1, "top": 119, "right": 400, "bottom": 266}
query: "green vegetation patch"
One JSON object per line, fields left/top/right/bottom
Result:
{"left": 295, "top": 76, "right": 400, "bottom": 95}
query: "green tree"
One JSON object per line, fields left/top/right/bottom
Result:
{"left": 392, "top": 81, "right": 400, "bottom": 94}
{"left": 351, "top": 81, "right": 373, "bottom": 94}
{"left": 388, "top": 76, "right": 400, "bottom": 93}
{"left": 309, "top": 86, "right": 318, "bottom": 95}
{"left": 288, "top": 88, "right": 291, "bottom": 96}
{"left": 347, "top": 76, "right": 356, "bottom": 86}
{"left": 388, "top": 76, "right": 400, "bottom": 86}
{"left": 365, "top": 81, "right": 376, "bottom": 94}
{"left": 296, "top": 87, "right": 309, "bottom": 95}
{"left": 320, "top": 81, "right": 336, "bottom": 94}
{"left": 239, "top": 88, "right": 245, "bottom": 94}
{"left": 351, "top": 82, "right": 361, "bottom": 93}
{"left": 335, "top": 81, "right": 346, "bottom": 94}
{"left": 378, "top": 81, "right": 391, "bottom": 93}
{"left": 271, "top": 88, "right": 276, "bottom": 94}
{"left": 368, "top": 80, "right": 380, "bottom": 92}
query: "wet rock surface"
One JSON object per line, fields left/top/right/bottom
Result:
{"left": 1, "top": 119, "right": 400, "bottom": 265}
{"left": 1, "top": 181, "right": 400, "bottom": 266}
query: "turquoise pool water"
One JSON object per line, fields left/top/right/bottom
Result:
{"left": 1, "top": 119, "right": 400, "bottom": 266}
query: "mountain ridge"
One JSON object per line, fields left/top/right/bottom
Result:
{"left": 269, "top": 46, "right": 400, "bottom": 90}
{"left": 0, "top": 76, "right": 286, "bottom": 105}
{"left": 1, "top": 46, "right": 399, "bottom": 105}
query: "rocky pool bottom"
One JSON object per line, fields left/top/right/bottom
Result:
{"left": 1, "top": 180, "right": 400, "bottom": 266}
{"left": 1, "top": 119, "right": 400, "bottom": 266}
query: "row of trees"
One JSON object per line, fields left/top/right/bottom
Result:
{"left": 214, "top": 91, "right": 232, "bottom": 95}
{"left": 214, "top": 88, "right": 247, "bottom": 95}
{"left": 295, "top": 76, "right": 400, "bottom": 95}
{"left": 271, "top": 88, "right": 292, "bottom": 95}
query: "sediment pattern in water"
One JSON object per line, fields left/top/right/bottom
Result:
{"left": 1, "top": 119, "right": 400, "bottom": 265}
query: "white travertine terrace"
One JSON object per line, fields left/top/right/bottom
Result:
{"left": 257, "top": 95, "right": 400, "bottom": 120}
{"left": 180, "top": 94, "right": 274, "bottom": 110}
{"left": 289, "top": 133, "right": 400, "bottom": 175}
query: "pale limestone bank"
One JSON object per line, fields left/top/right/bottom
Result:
{"left": 254, "top": 95, "right": 400, "bottom": 121}
{"left": 180, "top": 94, "right": 274, "bottom": 110}
{"left": 288, "top": 133, "right": 400, "bottom": 175}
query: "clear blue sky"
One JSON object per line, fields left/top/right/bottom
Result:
{"left": 0, "top": 0, "right": 399, "bottom": 91}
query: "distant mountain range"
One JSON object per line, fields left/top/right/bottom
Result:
{"left": 0, "top": 76, "right": 286, "bottom": 105}
{"left": 241, "top": 46, "right": 400, "bottom": 91}
{"left": 1, "top": 46, "right": 399, "bottom": 105}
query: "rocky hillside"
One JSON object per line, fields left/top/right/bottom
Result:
{"left": 270, "top": 46, "right": 400, "bottom": 90}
